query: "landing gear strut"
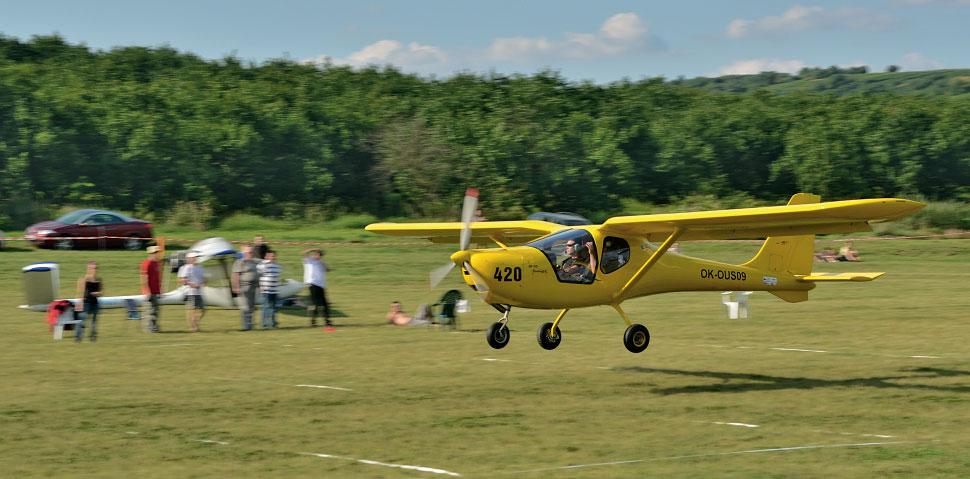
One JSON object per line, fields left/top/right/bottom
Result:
{"left": 486, "top": 306, "right": 511, "bottom": 349}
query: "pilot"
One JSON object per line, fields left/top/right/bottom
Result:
{"left": 558, "top": 239, "right": 597, "bottom": 282}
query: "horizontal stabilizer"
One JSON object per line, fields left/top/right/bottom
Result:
{"left": 796, "top": 272, "right": 885, "bottom": 282}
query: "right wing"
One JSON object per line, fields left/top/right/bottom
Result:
{"left": 364, "top": 220, "right": 565, "bottom": 246}
{"left": 601, "top": 197, "right": 924, "bottom": 242}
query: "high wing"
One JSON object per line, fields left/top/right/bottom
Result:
{"left": 601, "top": 197, "right": 925, "bottom": 241}
{"left": 365, "top": 220, "right": 565, "bottom": 246}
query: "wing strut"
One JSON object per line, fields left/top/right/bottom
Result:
{"left": 613, "top": 227, "right": 684, "bottom": 302}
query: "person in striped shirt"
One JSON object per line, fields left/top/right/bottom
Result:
{"left": 257, "top": 250, "right": 282, "bottom": 329}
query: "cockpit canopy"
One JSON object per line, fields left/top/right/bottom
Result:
{"left": 526, "top": 229, "right": 598, "bottom": 284}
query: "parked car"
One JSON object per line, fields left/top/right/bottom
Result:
{"left": 24, "top": 209, "right": 153, "bottom": 250}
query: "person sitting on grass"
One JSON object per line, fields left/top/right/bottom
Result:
{"left": 836, "top": 241, "right": 861, "bottom": 262}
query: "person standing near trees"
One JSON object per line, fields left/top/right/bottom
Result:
{"left": 303, "top": 248, "right": 332, "bottom": 328}
{"left": 232, "top": 244, "right": 259, "bottom": 331}
{"left": 257, "top": 250, "right": 282, "bottom": 329}
{"left": 75, "top": 261, "right": 103, "bottom": 342}
{"left": 178, "top": 252, "right": 206, "bottom": 332}
{"left": 253, "top": 235, "right": 269, "bottom": 260}
{"left": 140, "top": 246, "right": 163, "bottom": 332}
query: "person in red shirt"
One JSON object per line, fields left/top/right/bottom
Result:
{"left": 140, "top": 246, "right": 163, "bottom": 332}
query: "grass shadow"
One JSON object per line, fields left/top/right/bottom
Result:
{"left": 615, "top": 366, "right": 970, "bottom": 395}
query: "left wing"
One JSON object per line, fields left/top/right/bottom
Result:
{"left": 364, "top": 220, "right": 564, "bottom": 246}
{"left": 601, "top": 198, "right": 924, "bottom": 241}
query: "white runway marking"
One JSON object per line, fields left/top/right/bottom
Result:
{"left": 295, "top": 384, "right": 353, "bottom": 391}
{"left": 303, "top": 452, "right": 462, "bottom": 476}
{"left": 771, "top": 347, "right": 828, "bottom": 353}
{"left": 125, "top": 431, "right": 139, "bottom": 435}
{"left": 713, "top": 421, "right": 760, "bottom": 428}
{"left": 908, "top": 355, "right": 940, "bottom": 359}
{"left": 479, "top": 358, "right": 511, "bottom": 362}
{"left": 507, "top": 441, "right": 908, "bottom": 473}
{"left": 194, "top": 439, "right": 229, "bottom": 445}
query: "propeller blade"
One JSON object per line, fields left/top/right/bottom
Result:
{"left": 430, "top": 262, "right": 456, "bottom": 290}
{"left": 459, "top": 187, "right": 478, "bottom": 251}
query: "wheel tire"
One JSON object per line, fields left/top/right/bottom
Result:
{"left": 54, "top": 238, "right": 74, "bottom": 250}
{"left": 486, "top": 322, "right": 510, "bottom": 349}
{"left": 623, "top": 323, "right": 651, "bottom": 353}
{"left": 124, "top": 236, "right": 144, "bottom": 251}
{"left": 536, "top": 322, "right": 562, "bottom": 350}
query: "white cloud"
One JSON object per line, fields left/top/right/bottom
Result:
{"left": 717, "top": 58, "right": 808, "bottom": 76}
{"left": 305, "top": 40, "right": 448, "bottom": 69}
{"left": 897, "top": 0, "right": 970, "bottom": 5}
{"left": 487, "top": 12, "right": 654, "bottom": 62}
{"left": 898, "top": 52, "right": 944, "bottom": 70}
{"left": 727, "top": 5, "right": 896, "bottom": 38}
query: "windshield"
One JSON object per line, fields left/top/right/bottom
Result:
{"left": 526, "top": 229, "right": 598, "bottom": 284}
{"left": 56, "top": 210, "right": 92, "bottom": 224}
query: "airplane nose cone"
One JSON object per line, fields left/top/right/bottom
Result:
{"left": 451, "top": 250, "right": 471, "bottom": 265}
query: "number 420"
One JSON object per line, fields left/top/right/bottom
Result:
{"left": 493, "top": 266, "right": 522, "bottom": 282}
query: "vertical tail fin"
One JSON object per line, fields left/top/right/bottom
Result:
{"left": 743, "top": 193, "right": 819, "bottom": 302}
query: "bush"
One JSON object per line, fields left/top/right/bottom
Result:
{"left": 911, "top": 201, "right": 970, "bottom": 230}
{"left": 164, "top": 201, "right": 214, "bottom": 231}
{"left": 328, "top": 214, "right": 378, "bottom": 229}
{"left": 218, "top": 213, "right": 293, "bottom": 231}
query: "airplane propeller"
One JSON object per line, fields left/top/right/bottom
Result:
{"left": 429, "top": 188, "right": 480, "bottom": 290}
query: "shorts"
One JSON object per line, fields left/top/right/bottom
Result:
{"left": 309, "top": 285, "right": 327, "bottom": 306}
{"left": 185, "top": 294, "right": 204, "bottom": 310}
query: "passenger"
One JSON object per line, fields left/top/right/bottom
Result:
{"left": 558, "top": 239, "right": 597, "bottom": 282}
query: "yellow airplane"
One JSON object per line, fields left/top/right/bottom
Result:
{"left": 365, "top": 191, "right": 924, "bottom": 353}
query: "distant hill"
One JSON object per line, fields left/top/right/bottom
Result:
{"left": 672, "top": 68, "right": 970, "bottom": 97}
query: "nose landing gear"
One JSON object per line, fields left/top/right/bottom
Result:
{"left": 486, "top": 305, "right": 511, "bottom": 349}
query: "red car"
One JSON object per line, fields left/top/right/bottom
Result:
{"left": 25, "top": 209, "right": 154, "bottom": 250}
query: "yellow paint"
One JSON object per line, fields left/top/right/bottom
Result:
{"left": 366, "top": 194, "right": 924, "bottom": 332}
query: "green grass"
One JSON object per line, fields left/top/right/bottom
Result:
{"left": 1, "top": 235, "right": 968, "bottom": 477}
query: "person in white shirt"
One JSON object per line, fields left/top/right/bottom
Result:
{"left": 303, "top": 248, "right": 332, "bottom": 327}
{"left": 177, "top": 252, "right": 206, "bottom": 332}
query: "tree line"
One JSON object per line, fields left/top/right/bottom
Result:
{"left": 0, "top": 35, "right": 967, "bottom": 228}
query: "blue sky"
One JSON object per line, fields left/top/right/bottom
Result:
{"left": 2, "top": 0, "right": 967, "bottom": 82}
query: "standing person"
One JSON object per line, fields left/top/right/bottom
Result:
{"left": 232, "top": 244, "right": 259, "bottom": 331}
{"left": 257, "top": 250, "right": 282, "bottom": 329}
{"left": 140, "top": 246, "right": 163, "bottom": 332}
{"left": 178, "top": 252, "right": 206, "bottom": 332}
{"left": 75, "top": 261, "right": 103, "bottom": 342}
{"left": 253, "top": 235, "right": 269, "bottom": 260}
{"left": 303, "top": 248, "right": 332, "bottom": 327}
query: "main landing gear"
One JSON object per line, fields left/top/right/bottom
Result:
{"left": 485, "top": 304, "right": 652, "bottom": 353}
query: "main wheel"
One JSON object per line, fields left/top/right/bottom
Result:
{"left": 623, "top": 323, "right": 651, "bottom": 353}
{"left": 536, "top": 322, "right": 562, "bottom": 350}
{"left": 124, "top": 236, "right": 145, "bottom": 251}
{"left": 486, "top": 322, "right": 510, "bottom": 349}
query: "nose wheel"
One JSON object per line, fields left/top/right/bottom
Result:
{"left": 623, "top": 323, "right": 650, "bottom": 353}
{"left": 486, "top": 306, "right": 511, "bottom": 349}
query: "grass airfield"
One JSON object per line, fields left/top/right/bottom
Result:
{"left": 1, "top": 236, "right": 968, "bottom": 477}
